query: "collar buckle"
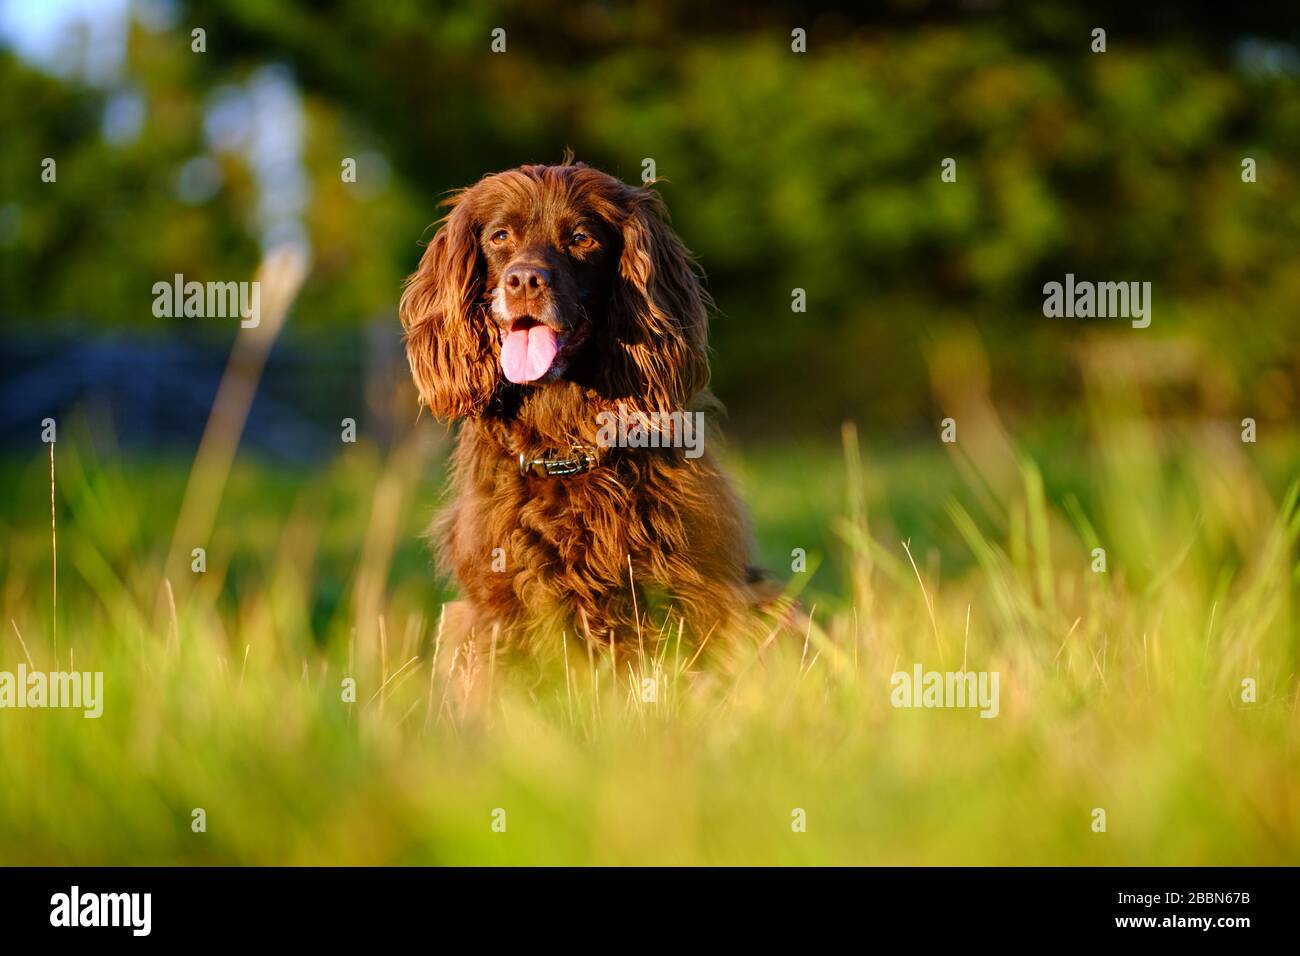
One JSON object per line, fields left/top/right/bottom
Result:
{"left": 518, "top": 446, "right": 598, "bottom": 478}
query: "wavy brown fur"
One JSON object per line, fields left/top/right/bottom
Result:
{"left": 399, "top": 163, "right": 765, "bottom": 651}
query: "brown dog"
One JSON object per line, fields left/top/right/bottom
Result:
{"left": 400, "top": 163, "right": 770, "bottom": 652}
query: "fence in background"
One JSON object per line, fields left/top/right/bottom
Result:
{"left": 0, "top": 319, "right": 410, "bottom": 463}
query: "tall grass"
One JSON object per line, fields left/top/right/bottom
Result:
{"left": 0, "top": 357, "right": 1297, "bottom": 864}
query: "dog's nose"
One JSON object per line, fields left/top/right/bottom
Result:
{"left": 504, "top": 263, "right": 550, "bottom": 297}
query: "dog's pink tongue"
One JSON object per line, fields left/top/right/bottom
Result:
{"left": 500, "top": 324, "right": 558, "bottom": 383}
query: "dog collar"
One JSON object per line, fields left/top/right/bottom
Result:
{"left": 518, "top": 445, "right": 598, "bottom": 478}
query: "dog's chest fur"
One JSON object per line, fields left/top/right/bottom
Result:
{"left": 444, "top": 392, "right": 696, "bottom": 623}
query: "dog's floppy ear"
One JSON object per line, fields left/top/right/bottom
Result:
{"left": 603, "top": 187, "right": 711, "bottom": 412}
{"left": 399, "top": 193, "right": 499, "bottom": 420}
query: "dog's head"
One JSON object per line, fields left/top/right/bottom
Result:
{"left": 399, "top": 163, "right": 710, "bottom": 420}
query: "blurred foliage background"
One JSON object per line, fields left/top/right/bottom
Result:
{"left": 2, "top": 0, "right": 1297, "bottom": 438}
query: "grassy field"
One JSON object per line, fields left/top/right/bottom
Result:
{"left": 1, "top": 387, "right": 1298, "bottom": 865}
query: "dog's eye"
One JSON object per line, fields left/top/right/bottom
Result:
{"left": 570, "top": 231, "right": 595, "bottom": 250}
{"left": 489, "top": 229, "right": 509, "bottom": 245}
